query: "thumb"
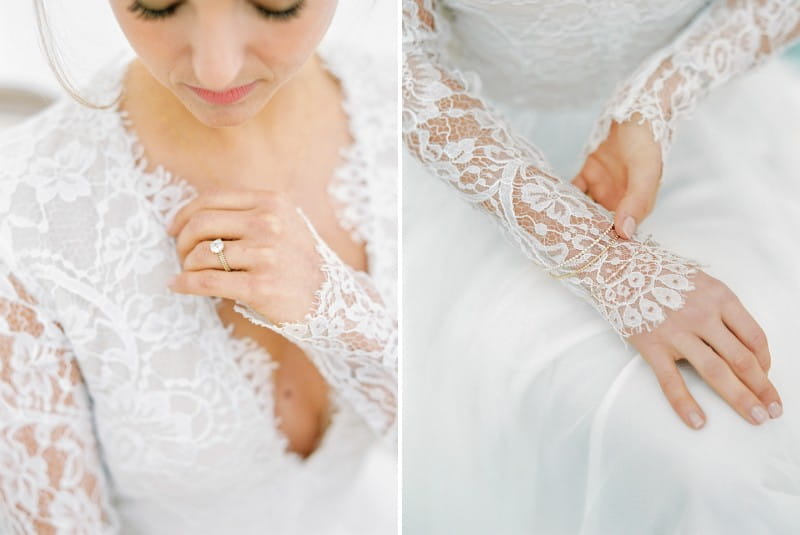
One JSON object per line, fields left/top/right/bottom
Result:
{"left": 614, "top": 168, "right": 660, "bottom": 240}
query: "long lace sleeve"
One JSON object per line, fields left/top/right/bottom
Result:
{"left": 584, "top": 0, "right": 800, "bottom": 164}
{"left": 233, "top": 208, "right": 397, "bottom": 443}
{"left": 0, "top": 261, "right": 120, "bottom": 534}
{"left": 403, "top": 0, "right": 705, "bottom": 340}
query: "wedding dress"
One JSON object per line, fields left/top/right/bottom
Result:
{"left": 0, "top": 34, "right": 397, "bottom": 535}
{"left": 403, "top": 0, "right": 800, "bottom": 533}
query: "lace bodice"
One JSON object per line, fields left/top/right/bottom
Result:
{"left": 0, "top": 36, "right": 397, "bottom": 534}
{"left": 432, "top": 0, "right": 707, "bottom": 108}
{"left": 403, "top": 0, "right": 800, "bottom": 340}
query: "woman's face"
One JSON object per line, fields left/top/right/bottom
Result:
{"left": 109, "top": 0, "right": 337, "bottom": 127}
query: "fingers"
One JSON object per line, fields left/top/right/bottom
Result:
{"left": 571, "top": 174, "right": 588, "bottom": 193}
{"left": 675, "top": 334, "right": 772, "bottom": 426}
{"left": 701, "top": 319, "right": 782, "bottom": 418}
{"left": 571, "top": 155, "right": 620, "bottom": 209}
{"left": 613, "top": 165, "right": 660, "bottom": 240}
{"left": 721, "top": 293, "right": 772, "bottom": 374}
{"left": 174, "top": 209, "right": 255, "bottom": 261}
{"left": 168, "top": 187, "right": 282, "bottom": 236}
{"left": 183, "top": 239, "right": 276, "bottom": 273}
{"left": 647, "top": 348, "right": 706, "bottom": 430}
{"left": 168, "top": 268, "right": 255, "bottom": 303}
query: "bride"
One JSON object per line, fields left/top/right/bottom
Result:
{"left": 0, "top": 1, "right": 396, "bottom": 533}
{"left": 403, "top": 0, "right": 800, "bottom": 532}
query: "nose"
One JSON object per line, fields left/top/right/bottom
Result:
{"left": 190, "top": 9, "right": 245, "bottom": 91}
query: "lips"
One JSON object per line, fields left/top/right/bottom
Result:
{"left": 186, "top": 81, "right": 258, "bottom": 105}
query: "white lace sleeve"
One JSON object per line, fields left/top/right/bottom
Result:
{"left": 233, "top": 208, "right": 397, "bottom": 442}
{"left": 403, "top": 0, "right": 705, "bottom": 340}
{"left": 584, "top": 0, "right": 800, "bottom": 164}
{"left": 0, "top": 261, "right": 120, "bottom": 534}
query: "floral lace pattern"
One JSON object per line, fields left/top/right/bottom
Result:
{"left": 403, "top": 0, "right": 705, "bottom": 340}
{"left": 0, "top": 264, "right": 121, "bottom": 534}
{"left": 0, "top": 36, "right": 396, "bottom": 533}
{"left": 233, "top": 207, "right": 398, "bottom": 440}
{"left": 584, "top": 0, "right": 800, "bottom": 165}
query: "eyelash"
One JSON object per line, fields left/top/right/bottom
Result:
{"left": 126, "top": 0, "right": 306, "bottom": 21}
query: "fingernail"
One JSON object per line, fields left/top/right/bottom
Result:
{"left": 751, "top": 405, "right": 768, "bottom": 424}
{"left": 688, "top": 412, "right": 704, "bottom": 429}
{"left": 622, "top": 216, "right": 636, "bottom": 238}
{"left": 768, "top": 401, "right": 783, "bottom": 419}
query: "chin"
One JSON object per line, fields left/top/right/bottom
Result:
{"left": 185, "top": 99, "right": 262, "bottom": 128}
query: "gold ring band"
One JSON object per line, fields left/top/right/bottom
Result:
{"left": 210, "top": 238, "right": 232, "bottom": 272}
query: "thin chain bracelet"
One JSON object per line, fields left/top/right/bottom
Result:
{"left": 543, "top": 223, "right": 617, "bottom": 274}
{"left": 601, "top": 234, "right": 657, "bottom": 286}
{"left": 549, "top": 233, "right": 619, "bottom": 280}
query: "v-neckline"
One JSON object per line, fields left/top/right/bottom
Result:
{"left": 91, "top": 46, "right": 370, "bottom": 464}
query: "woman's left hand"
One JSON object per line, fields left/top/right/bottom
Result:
{"left": 571, "top": 114, "right": 663, "bottom": 240}
{"left": 166, "top": 186, "right": 325, "bottom": 325}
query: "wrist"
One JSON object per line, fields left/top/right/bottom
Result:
{"left": 567, "top": 230, "right": 703, "bottom": 338}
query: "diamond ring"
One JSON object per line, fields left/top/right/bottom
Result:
{"left": 210, "top": 238, "right": 231, "bottom": 272}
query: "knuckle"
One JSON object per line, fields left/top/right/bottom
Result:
{"left": 252, "top": 215, "right": 276, "bottom": 235}
{"left": 253, "top": 213, "right": 282, "bottom": 235}
{"left": 754, "top": 382, "right": 776, "bottom": 401}
{"left": 701, "top": 357, "right": 727, "bottom": 383}
{"left": 749, "top": 327, "right": 767, "bottom": 350}
{"left": 250, "top": 246, "right": 275, "bottom": 267}
{"left": 714, "top": 281, "right": 734, "bottom": 303}
{"left": 700, "top": 275, "right": 722, "bottom": 296}
{"left": 196, "top": 272, "right": 214, "bottom": 291}
{"left": 260, "top": 247, "right": 277, "bottom": 267}
{"left": 265, "top": 214, "right": 283, "bottom": 234}
{"left": 729, "top": 351, "right": 754, "bottom": 374}
{"left": 657, "top": 371, "right": 682, "bottom": 395}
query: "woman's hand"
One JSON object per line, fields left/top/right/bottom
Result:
{"left": 629, "top": 270, "right": 783, "bottom": 430}
{"left": 166, "top": 186, "right": 325, "bottom": 325}
{"left": 572, "top": 114, "right": 662, "bottom": 240}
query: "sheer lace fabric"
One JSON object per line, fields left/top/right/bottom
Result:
{"left": 0, "top": 264, "right": 120, "bottom": 533}
{"left": 403, "top": 0, "right": 704, "bottom": 340}
{"left": 233, "top": 45, "right": 398, "bottom": 441}
{"left": 233, "top": 207, "right": 398, "bottom": 440}
{"left": 0, "top": 38, "right": 396, "bottom": 533}
{"left": 584, "top": 0, "right": 800, "bottom": 165}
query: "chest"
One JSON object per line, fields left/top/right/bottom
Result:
{"left": 102, "top": 70, "right": 371, "bottom": 459}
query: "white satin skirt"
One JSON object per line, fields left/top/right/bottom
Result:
{"left": 402, "top": 58, "right": 800, "bottom": 534}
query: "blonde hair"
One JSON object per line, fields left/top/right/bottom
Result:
{"left": 33, "top": 0, "right": 121, "bottom": 109}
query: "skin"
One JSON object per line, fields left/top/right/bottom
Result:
{"left": 572, "top": 116, "right": 783, "bottom": 430}
{"left": 108, "top": 0, "right": 368, "bottom": 457}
